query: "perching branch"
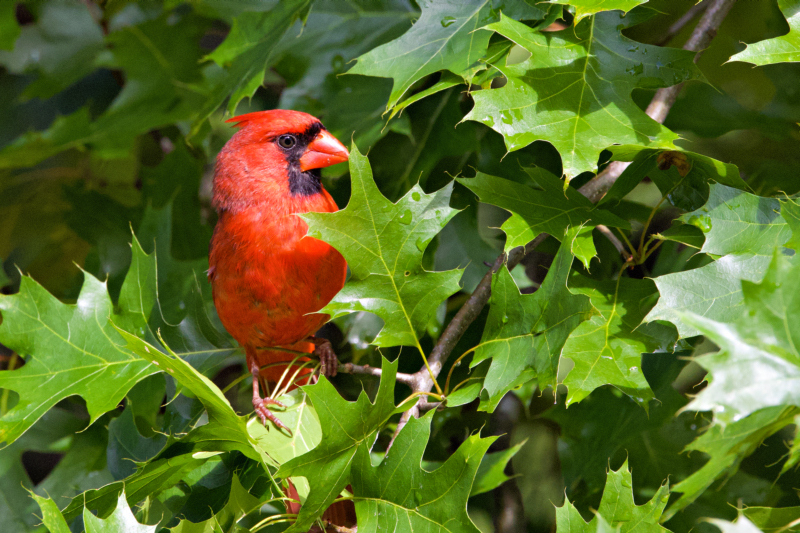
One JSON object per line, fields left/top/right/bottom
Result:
{"left": 387, "top": 0, "right": 738, "bottom": 449}
{"left": 337, "top": 362, "right": 417, "bottom": 387}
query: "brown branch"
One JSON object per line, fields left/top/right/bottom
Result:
{"left": 387, "top": 0, "right": 738, "bottom": 450}
{"left": 337, "top": 362, "right": 416, "bottom": 387}
{"left": 655, "top": 0, "right": 708, "bottom": 46}
{"left": 596, "top": 225, "right": 633, "bottom": 261}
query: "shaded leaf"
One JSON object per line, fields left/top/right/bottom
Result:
{"left": 730, "top": 0, "right": 800, "bottom": 65}
{"left": 601, "top": 146, "right": 748, "bottom": 211}
{"left": 556, "top": 460, "right": 670, "bottom": 533}
{"left": 194, "top": 0, "right": 311, "bottom": 133}
{"left": 0, "top": 1, "right": 103, "bottom": 98}
{"left": 465, "top": 12, "right": 705, "bottom": 178}
{"left": 351, "top": 411, "right": 495, "bottom": 533}
{"left": 457, "top": 168, "right": 629, "bottom": 267}
{"left": 349, "top": 0, "right": 545, "bottom": 110}
{"left": 470, "top": 439, "right": 525, "bottom": 496}
{"left": 302, "top": 143, "right": 462, "bottom": 348}
{"left": 665, "top": 406, "right": 797, "bottom": 519}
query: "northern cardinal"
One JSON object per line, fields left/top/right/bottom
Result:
{"left": 209, "top": 110, "right": 349, "bottom": 432}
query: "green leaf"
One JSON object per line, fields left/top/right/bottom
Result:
{"left": 470, "top": 228, "right": 594, "bottom": 410}
{"left": 302, "top": 143, "right": 462, "bottom": 348}
{"left": 470, "top": 439, "right": 525, "bottom": 496}
{"left": 169, "top": 475, "right": 261, "bottom": 533}
{"left": 562, "top": 274, "right": 677, "bottom": 410}
{"left": 545, "top": 0, "right": 650, "bottom": 22}
{"left": 730, "top": 0, "right": 800, "bottom": 65}
{"left": 464, "top": 12, "right": 705, "bottom": 178}
{"left": 600, "top": 146, "right": 749, "bottom": 211}
{"left": 0, "top": 239, "right": 161, "bottom": 445}
{"left": 0, "top": 1, "right": 103, "bottom": 98}
{"left": 645, "top": 184, "right": 791, "bottom": 338}
{"left": 665, "top": 406, "right": 797, "bottom": 519}
{"left": 742, "top": 507, "right": 800, "bottom": 533}
{"left": 351, "top": 411, "right": 495, "bottom": 533}
{"left": 192, "top": 0, "right": 310, "bottom": 134}
{"left": 781, "top": 196, "right": 800, "bottom": 250}
{"left": 556, "top": 459, "right": 670, "bottom": 533}
{"left": 84, "top": 490, "right": 158, "bottom": 533}
{"left": 247, "top": 388, "right": 322, "bottom": 498}
{"left": 276, "top": 357, "right": 399, "bottom": 532}
{"left": 0, "top": 10, "right": 210, "bottom": 168}
{"left": 31, "top": 493, "right": 71, "bottom": 533}
{"left": 349, "top": 0, "right": 545, "bottom": 111}
{"left": 274, "top": 1, "right": 415, "bottom": 147}
{"left": 113, "top": 327, "right": 271, "bottom": 467}
{"left": 679, "top": 253, "right": 800, "bottom": 425}
{"left": 0, "top": 1, "right": 20, "bottom": 51}
{"left": 457, "top": 168, "right": 629, "bottom": 267}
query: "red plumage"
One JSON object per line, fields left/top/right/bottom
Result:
{"left": 208, "top": 110, "right": 348, "bottom": 429}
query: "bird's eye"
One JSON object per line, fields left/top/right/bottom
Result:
{"left": 277, "top": 135, "right": 297, "bottom": 149}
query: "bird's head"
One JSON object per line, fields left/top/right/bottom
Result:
{"left": 212, "top": 110, "right": 349, "bottom": 211}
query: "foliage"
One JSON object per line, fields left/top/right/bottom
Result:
{"left": 2, "top": 0, "right": 800, "bottom": 532}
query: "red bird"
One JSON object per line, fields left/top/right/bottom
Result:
{"left": 209, "top": 110, "right": 349, "bottom": 431}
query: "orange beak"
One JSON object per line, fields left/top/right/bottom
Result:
{"left": 299, "top": 130, "right": 349, "bottom": 172}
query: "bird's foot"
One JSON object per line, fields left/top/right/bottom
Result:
{"left": 310, "top": 337, "right": 338, "bottom": 379}
{"left": 252, "top": 395, "right": 292, "bottom": 435}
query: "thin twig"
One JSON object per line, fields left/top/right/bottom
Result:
{"left": 656, "top": 0, "right": 709, "bottom": 46}
{"left": 596, "top": 225, "right": 633, "bottom": 261}
{"left": 337, "top": 362, "right": 417, "bottom": 387}
{"left": 386, "top": 0, "right": 738, "bottom": 451}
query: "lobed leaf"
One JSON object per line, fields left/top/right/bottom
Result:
{"left": 302, "top": 143, "right": 462, "bottom": 348}
{"left": 457, "top": 168, "right": 629, "bottom": 267}
{"left": 470, "top": 227, "right": 594, "bottom": 410}
{"left": 349, "top": 0, "right": 545, "bottom": 111}
{"left": 351, "top": 411, "right": 495, "bottom": 533}
{"left": 465, "top": 12, "right": 705, "bottom": 178}
{"left": 646, "top": 184, "right": 791, "bottom": 338}
{"left": 562, "top": 274, "right": 677, "bottom": 410}
{"left": 276, "top": 357, "right": 399, "bottom": 532}
{"left": 730, "top": 0, "right": 800, "bottom": 65}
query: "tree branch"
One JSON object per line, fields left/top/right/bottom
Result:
{"left": 387, "top": 0, "right": 737, "bottom": 450}
{"left": 337, "top": 362, "right": 416, "bottom": 387}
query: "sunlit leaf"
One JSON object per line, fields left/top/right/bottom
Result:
{"left": 465, "top": 12, "right": 705, "bottom": 178}
{"left": 470, "top": 228, "right": 594, "bottom": 410}
{"left": 302, "top": 143, "right": 462, "bottom": 348}
{"left": 562, "top": 274, "right": 677, "bottom": 410}
{"left": 646, "top": 184, "right": 791, "bottom": 338}
{"left": 349, "top": 0, "right": 545, "bottom": 110}
{"left": 730, "top": 0, "right": 800, "bottom": 65}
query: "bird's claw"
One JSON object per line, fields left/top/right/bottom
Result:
{"left": 312, "top": 337, "right": 338, "bottom": 379}
{"left": 253, "top": 396, "right": 292, "bottom": 436}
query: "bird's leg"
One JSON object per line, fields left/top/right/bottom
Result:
{"left": 309, "top": 336, "right": 338, "bottom": 379}
{"left": 249, "top": 358, "right": 292, "bottom": 435}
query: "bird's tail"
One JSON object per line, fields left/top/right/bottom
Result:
{"left": 248, "top": 340, "right": 315, "bottom": 393}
